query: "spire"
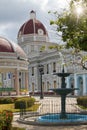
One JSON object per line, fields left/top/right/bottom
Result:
{"left": 30, "top": 10, "right": 36, "bottom": 19}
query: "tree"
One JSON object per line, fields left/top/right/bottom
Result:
{"left": 50, "top": 0, "right": 87, "bottom": 51}
{"left": 49, "top": 0, "right": 87, "bottom": 70}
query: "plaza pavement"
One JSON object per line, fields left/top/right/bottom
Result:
{"left": 12, "top": 96, "right": 87, "bottom": 130}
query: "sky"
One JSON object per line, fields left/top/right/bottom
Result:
{"left": 0, "top": 0, "right": 70, "bottom": 44}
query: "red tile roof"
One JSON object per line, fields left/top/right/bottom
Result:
{"left": 18, "top": 19, "right": 48, "bottom": 36}
{"left": 0, "top": 38, "right": 14, "bottom": 52}
{"left": 0, "top": 37, "right": 27, "bottom": 60}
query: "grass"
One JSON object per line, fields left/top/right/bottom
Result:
{"left": 12, "top": 127, "right": 25, "bottom": 130}
{"left": 78, "top": 105, "right": 87, "bottom": 110}
{"left": 0, "top": 103, "right": 39, "bottom": 112}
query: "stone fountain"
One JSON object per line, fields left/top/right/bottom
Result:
{"left": 51, "top": 66, "right": 76, "bottom": 119}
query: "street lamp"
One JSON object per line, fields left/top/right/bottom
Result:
{"left": 38, "top": 64, "right": 44, "bottom": 99}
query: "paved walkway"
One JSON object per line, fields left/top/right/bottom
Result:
{"left": 12, "top": 97, "right": 87, "bottom": 130}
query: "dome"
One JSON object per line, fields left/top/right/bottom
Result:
{"left": 0, "top": 37, "right": 27, "bottom": 60}
{"left": 0, "top": 37, "right": 14, "bottom": 52}
{"left": 18, "top": 10, "right": 48, "bottom": 37}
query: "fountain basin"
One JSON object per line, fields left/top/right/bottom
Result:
{"left": 37, "top": 113, "right": 87, "bottom": 124}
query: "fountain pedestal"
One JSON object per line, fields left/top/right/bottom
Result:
{"left": 60, "top": 94, "right": 66, "bottom": 119}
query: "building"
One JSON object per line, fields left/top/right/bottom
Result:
{"left": 17, "top": 10, "right": 87, "bottom": 96}
{"left": 0, "top": 37, "right": 29, "bottom": 96}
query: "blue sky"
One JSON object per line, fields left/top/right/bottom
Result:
{"left": 0, "top": 0, "right": 70, "bottom": 43}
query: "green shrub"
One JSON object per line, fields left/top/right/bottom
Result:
{"left": 15, "top": 100, "right": 27, "bottom": 109}
{"left": 12, "top": 127, "right": 25, "bottom": 130}
{"left": 0, "top": 97, "right": 14, "bottom": 104}
{"left": 77, "top": 96, "right": 87, "bottom": 107}
{"left": 27, "top": 97, "right": 35, "bottom": 107}
{"left": 0, "top": 110, "right": 13, "bottom": 130}
{"left": 14, "top": 97, "right": 35, "bottom": 109}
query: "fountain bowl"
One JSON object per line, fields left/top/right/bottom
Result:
{"left": 53, "top": 72, "right": 72, "bottom": 77}
{"left": 50, "top": 88, "right": 78, "bottom": 95}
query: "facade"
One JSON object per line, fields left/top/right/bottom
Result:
{"left": 17, "top": 10, "right": 87, "bottom": 96}
{"left": 0, "top": 37, "right": 29, "bottom": 96}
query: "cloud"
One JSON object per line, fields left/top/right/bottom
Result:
{"left": 0, "top": 0, "right": 69, "bottom": 43}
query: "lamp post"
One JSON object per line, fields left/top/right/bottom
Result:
{"left": 38, "top": 64, "right": 44, "bottom": 99}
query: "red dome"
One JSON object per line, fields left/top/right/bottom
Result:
{"left": 18, "top": 19, "right": 48, "bottom": 36}
{"left": 0, "top": 37, "right": 27, "bottom": 60}
{"left": 0, "top": 38, "right": 14, "bottom": 52}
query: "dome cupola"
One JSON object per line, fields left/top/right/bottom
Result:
{"left": 17, "top": 10, "right": 49, "bottom": 42}
{"left": 0, "top": 37, "right": 27, "bottom": 60}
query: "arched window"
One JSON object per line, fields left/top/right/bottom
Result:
{"left": 54, "top": 81, "right": 57, "bottom": 88}
{"left": 53, "top": 62, "right": 56, "bottom": 72}
{"left": 47, "top": 64, "right": 49, "bottom": 74}
{"left": 32, "top": 67, "right": 34, "bottom": 76}
{"left": 47, "top": 81, "right": 49, "bottom": 90}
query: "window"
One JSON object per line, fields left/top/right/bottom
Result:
{"left": 32, "top": 83, "right": 34, "bottom": 94}
{"left": 19, "top": 72, "right": 21, "bottom": 76}
{"left": 32, "top": 67, "right": 34, "bottom": 76}
{"left": 47, "top": 64, "right": 49, "bottom": 74}
{"left": 53, "top": 62, "right": 56, "bottom": 72}
{"left": 8, "top": 72, "right": 11, "bottom": 79}
{"left": 47, "top": 81, "right": 49, "bottom": 90}
{"left": 54, "top": 81, "right": 57, "bottom": 88}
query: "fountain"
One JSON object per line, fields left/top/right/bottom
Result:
{"left": 51, "top": 66, "right": 76, "bottom": 119}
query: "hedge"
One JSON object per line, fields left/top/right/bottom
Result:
{"left": 0, "top": 97, "right": 14, "bottom": 104}
{"left": 14, "top": 97, "right": 35, "bottom": 109}
{"left": 77, "top": 96, "right": 87, "bottom": 108}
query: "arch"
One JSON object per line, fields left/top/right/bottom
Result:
{"left": 69, "top": 77, "right": 74, "bottom": 95}
{"left": 77, "top": 76, "right": 83, "bottom": 96}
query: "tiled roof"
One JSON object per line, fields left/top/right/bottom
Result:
{"left": 18, "top": 19, "right": 48, "bottom": 36}
{"left": 0, "top": 37, "right": 27, "bottom": 60}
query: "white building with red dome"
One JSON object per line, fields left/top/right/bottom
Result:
{"left": 0, "top": 37, "right": 29, "bottom": 96}
{"left": 17, "top": 10, "right": 60, "bottom": 95}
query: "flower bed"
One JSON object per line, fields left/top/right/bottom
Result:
{"left": 0, "top": 110, "right": 13, "bottom": 130}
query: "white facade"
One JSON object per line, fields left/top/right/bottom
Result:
{"left": 18, "top": 11, "right": 87, "bottom": 96}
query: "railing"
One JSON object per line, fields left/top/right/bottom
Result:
{"left": 38, "top": 97, "right": 80, "bottom": 114}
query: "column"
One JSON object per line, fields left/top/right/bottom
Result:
{"left": 25, "top": 71, "right": 29, "bottom": 95}
{"left": 21, "top": 72, "right": 26, "bottom": 92}
{"left": 74, "top": 74, "right": 78, "bottom": 95}
{"left": 15, "top": 69, "right": 20, "bottom": 95}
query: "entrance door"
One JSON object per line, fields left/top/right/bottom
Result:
{"left": 70, "top": 77, "right": 74, "bottom": 95}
